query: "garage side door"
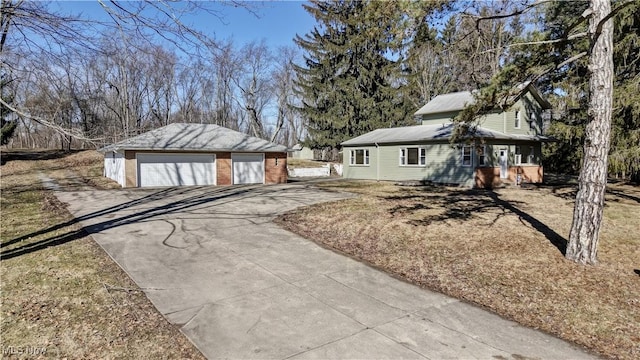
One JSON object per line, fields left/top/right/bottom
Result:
{"left": 138, "top": 153, "right": 216, "bottom": 187}
{"left": 232, "top": 153, "right": 264, "bottom": 185}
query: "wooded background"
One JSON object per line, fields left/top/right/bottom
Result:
{"left": 1, "top": 0, "right": 638, "bottom": 181}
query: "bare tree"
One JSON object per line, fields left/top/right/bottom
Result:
{"left": 0, "top": 0, "right": 253, "bottom": 143}
{"left": 233, "top": 40, "right": 273, "bottom": 139}
{"left": 212, "top": 40, "right": 241, "bottom": 129}
{"left": 271, "top": 45, "right": 305, "bottom": 146}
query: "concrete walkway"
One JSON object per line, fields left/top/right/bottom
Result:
{"left": 55, "top": 184, "right": 597, "bottom": 359}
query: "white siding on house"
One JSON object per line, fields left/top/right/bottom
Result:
{"left": 104, "top": 151, "right": 125, "bottom": 187}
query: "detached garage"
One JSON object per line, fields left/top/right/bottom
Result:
{"left": 100, "top": 123, "right": 288, "bottom": 188}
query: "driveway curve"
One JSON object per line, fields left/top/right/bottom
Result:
{"left": 56, "top": 183, "right": 596, "bottom": 359}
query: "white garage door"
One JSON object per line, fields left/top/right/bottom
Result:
{"left": 232, "top": 153, "right": 264, "bottom": 185}
{"left": 137, "top": 153, "right": 216, "bottom": 187}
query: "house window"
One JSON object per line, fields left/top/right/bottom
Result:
{"left": 515, "top": 146, "right": 522, "bottom": 165}
{"left": 462, "top": 145, "right": 472, "bottom": 167}
{"left": 399, "top": 147, "right": 426, "bottom": 166}
{"left": 515, "top": 110, "right": 521, "bottom": 129}
{"left": 528, "top": 146, "right": 535, "bottom": 164}
{"left": 350, "top": 149, "right": 369, "bottom": 166}
{"left": 529, "top": 112, "right": 537, "bottom": 130}
{"left": 477, "top": 145, "right": 487, "bottom": 166}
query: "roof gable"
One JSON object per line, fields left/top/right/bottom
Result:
{"left": 100, "top": 123, "right": 288, "bottom": 153}
{"left": 414, "top": 83, "right": 551, "bottom": 116}
{"left": 414, "top": 91, "right": 475, "bottom": 116}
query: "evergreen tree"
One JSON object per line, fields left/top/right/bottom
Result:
{"left": 609, "top": 2, "right": 640, "bottom": 182}
{"left": 293, "top": 0, "right": 415, "bottom": 149}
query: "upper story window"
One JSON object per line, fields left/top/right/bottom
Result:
{"left": 399, "top": 147, "right": 426, "bottom": 166}
{"left": 462, "top": 145, "right": 472, "bottom": 167}
{"left": 515, "top": 110, "right": 521, "bottom": 129}
{"left": 350, "top": 149, "right": 369, "bottom": 166}
{"left": 529, "top": 112, "right": 537, "bottom": 130}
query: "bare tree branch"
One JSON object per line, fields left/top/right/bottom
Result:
{"left": 481, "top": 32, "right": 588, "bottom": 54}
{"left": 462, "top": 0, "right": 554, "bottom": 27}
{"left": 0, "top": 96, "right": 101, "bottom": 143}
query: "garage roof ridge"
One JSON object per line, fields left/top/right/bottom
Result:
{"left": 99, "top": 123, "right": 288, "bottom": 153}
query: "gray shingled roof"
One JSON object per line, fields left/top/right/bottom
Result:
{"left": 414, "top": 91, "right": 475, "bottom": 115}
{"left": 414, "top": 83, "right": 551, "bottom": 116}
{"left": 341, "top": 123, "right": 552, "bottom": 146}
{"left": 99, "top": 123, "right": 288, "bottom": 152}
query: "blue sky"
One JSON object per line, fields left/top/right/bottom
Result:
{"left": 53, "top": 1, "right": 317, "bottom": 49}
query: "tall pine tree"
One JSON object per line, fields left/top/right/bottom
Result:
{"left": 293, "top": 0, "right": 415, "bottom": 150}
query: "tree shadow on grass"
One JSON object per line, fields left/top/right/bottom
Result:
{"left": 0, "top": 184, "right": 319, "bottom": 260}
{"left": 383, "top": 186, "right": 567, "bottom": 255}
{"left": 1, "top": 149, "right": 81, "bottom": 165}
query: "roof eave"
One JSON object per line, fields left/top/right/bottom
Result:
{"left": 100, "top": 146, "right": 288, "bottom": 153}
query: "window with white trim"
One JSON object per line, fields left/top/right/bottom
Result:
{"left": 399, "top": 147, "right": 426, "bottom": 166}
{"left": 477, "top": 145, "right": 487, "bottom": 166}
{"left": 462, "top": 145, "right": 472, "bottom": 167}
{"left": 515, "top": 146, "right": 522, "bottom": 165}
{"left": 529, "top": 112, "right": 537, "bottom": 130}
{"left": 350, "top": 149, "right": 369, "bottom": 166}
{"left": 515, "top": 110, "right": 521, "bottom": 129}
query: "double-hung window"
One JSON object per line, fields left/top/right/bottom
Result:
{"left": 515, "top": 110, "right": 521, "bottom": 129}
{"left": 515, "top": 146, "right": 522, "bottom": 165}
{"left": 399, "top": 147, "right": 426, "bottom": 166}
{"left": 477, "top": 145, "right": 487, "bottom": 166}
{"left": 462, "top": 145, "right": 472, "bottom": 167}
{"left": 529, "top": 112, "right": 537, "bottom": 130}
{"left": 350, "top": 149, "right": 369, "bottom": 166}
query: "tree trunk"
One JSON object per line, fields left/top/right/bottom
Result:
{"left": 566, "top": 0, "right": 614, "bottom": 265}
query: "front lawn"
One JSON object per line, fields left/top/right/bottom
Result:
{"left": 1, "top": 150, "right": 204, "bottom": 359}
{"left": 276, "top": 180, "right": 640, "bottom": 360}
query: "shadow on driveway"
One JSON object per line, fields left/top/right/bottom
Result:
{"left": 1, "top": 184, "right": 325, "bottom": 261}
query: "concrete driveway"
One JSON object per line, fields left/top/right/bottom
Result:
{"left": 56, "top": 183, "right": 596, "bottom": 359}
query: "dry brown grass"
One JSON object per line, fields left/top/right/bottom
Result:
{"left": 1, "top": 149, "right": 203, "bottom": 359}
{"left": 276, "top": 180, "right": 640, "bottom": 360}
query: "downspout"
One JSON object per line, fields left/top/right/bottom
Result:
{"left": 375, "top": 142, "right": 380, "bottom": 181}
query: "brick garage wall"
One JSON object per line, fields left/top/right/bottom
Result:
{"left": 475, "top": 165, "right": 543, "bottom": 188}
{"left": 265, "top": 152, "right": 288, "bottom": 184}
{"left": 216, "top": 152, "right": 232, "bottom": 185}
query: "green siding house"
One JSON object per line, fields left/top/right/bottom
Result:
{"left": 341, "top": 84, "right": 553, "bottom": 188}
